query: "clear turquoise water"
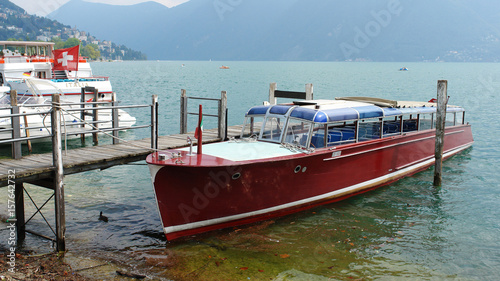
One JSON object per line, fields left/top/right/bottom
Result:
{"left": 1, "top": 61, "right": 499, "bottom": 280}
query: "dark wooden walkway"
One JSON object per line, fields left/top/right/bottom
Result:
{"left": 0, "top": 125, "right": 243, "bottom": 187}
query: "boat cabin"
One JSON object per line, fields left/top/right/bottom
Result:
{"left": 0, "top": 41, "right": 94, "bottom": 83}
{"left": 241, "top": 97, "right": 466, "bottom": 149}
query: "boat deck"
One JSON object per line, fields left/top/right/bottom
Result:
{"left": 0, "top": 125, "right": 243, "bottom": 187}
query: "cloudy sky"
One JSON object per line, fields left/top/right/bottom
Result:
{"left": 11, "top": 0, "right": 189, "bottom": 16}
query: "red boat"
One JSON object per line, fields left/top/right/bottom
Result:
{"left": 146, "top": 97, "right": 473, "bottom": 241}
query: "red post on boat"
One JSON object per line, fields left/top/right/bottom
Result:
{"left": 195, "top": 104, "right": 203, "bottom": 154}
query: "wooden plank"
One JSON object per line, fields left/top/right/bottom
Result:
{"left": 157, "top": 140, "right": 189, "bottom": 148}
{"left": 68, "top": 148, "right": 134, "bottom": 162}
{"left": 158, "top": 136, "right": 189, "bottom": 143}
{"left": 274, "top": 90, "right": 306, "bottom": 100}
{"left": 95, "top": 143, "right": 151, "bottom": 155}
{"left": 0, "top": 159, "right": 44, "bottom": 171}
{"left": 64, "top": 149, "right": 119, "bottom": 162}
{"left": 100, "top": 143, "right": 150, "bottom": 153}
{"left": 22, "top": 155, "right": 52, "bottom": 165}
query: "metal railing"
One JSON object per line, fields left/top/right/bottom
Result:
{"left": 179, "top": 89, "right": 227, "bottom": 140}
{"left": 0, "top": 89, "right": 159, "bottom": 159}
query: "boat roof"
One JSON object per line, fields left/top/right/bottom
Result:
{"left": 246, "top": 97, "right": 465, "bottom": 123}
{"left": 0, "top": 41, "right": 55, "bottom": 47}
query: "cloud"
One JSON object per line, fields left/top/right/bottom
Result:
{"left": 85, "top": 0, "right": 189, "bottom": 7}
{"left": 9, "top": 0, "right": 189, "bottom": 16}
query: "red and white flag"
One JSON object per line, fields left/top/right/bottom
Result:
{"left": 53, "top": 45, "right": 79, "bottom": 71}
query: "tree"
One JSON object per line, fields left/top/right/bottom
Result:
{"left": 81, "top": 44, "right": 100, "bottom": 60}
{"left": 63, "top": 38, "right": 80, "bottom": 48}
{"left": 51, "top": 37, "right": 65, "bottom": 49}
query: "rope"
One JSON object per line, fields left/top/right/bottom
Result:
{"left": 280, "top": 141, "right": 315, "bottom": 154}
{"left": 228, "top": 134, "right": 258, "bottom": 143}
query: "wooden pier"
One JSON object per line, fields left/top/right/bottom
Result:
{"left": 0, "top": 83, "right": 313, "bottom": 252}
{"left": 0, "top": 88, "right": 241, "bottom": 251}
{"left": 0, "top": 125, "right": 243, "bottom": 187}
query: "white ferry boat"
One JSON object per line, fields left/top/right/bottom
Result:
{"left": 0, "top": 41, "right": 112, "bottom": 102}
{"left": 0, "top": 41, "right": 136, "bottom": 142}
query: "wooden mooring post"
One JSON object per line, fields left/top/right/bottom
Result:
{"left": 434, "top": 80, "right": 447, "bottom": 186}
{"left": 10, "top": 90, "right": 22, "bottom": 159}
{"left": 51, "top": 93, "right": 66, "bottom": 252}
{"left": 179, "top": 89, "right": 228, "bottom": 140}
{"left": 112, "top": 92, "right": 120, "bottom": 144}
{"left": 15, "top": 182, "right": 25, "bottom": 244}
{"left": 92, "top": 88, "right": 99, "bottom": 144}
{"left": 180, "top": 89, "right": 188, "bottom": 134}
{"left": 80, "top": 86, "right": 99, "bottom": 144}
{"left": 218, "top": 91, "right": 227, "bottom": 140}
{"left": 151, "top": 95, "right": 159, "bottom": 149}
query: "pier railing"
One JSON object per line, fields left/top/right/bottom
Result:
{"left": 180, "top": 89, "right": 228, "bottom": 140}
{"left": 0, "top": 89, "right": 159, "bottom": 159}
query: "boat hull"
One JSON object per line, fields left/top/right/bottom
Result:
{"left": 147, "top": 125, "right": 473, "bottom": 240}
{"left": 7, "top": 79, "right": 113, "bottom": 102}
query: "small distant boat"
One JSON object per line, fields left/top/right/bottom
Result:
{"left": 219, "top": 65, "right": 230, "bottom": 69}
{"left": 399, "top": 67, "right": 409, "bottom": 71}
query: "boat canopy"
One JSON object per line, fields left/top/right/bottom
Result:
{"left": 245, "top": 99, "right": 465, "bottom": 124}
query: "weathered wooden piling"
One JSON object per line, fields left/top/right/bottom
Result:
{"left": 10, "top": 90, "right": 21, "bottom": 159}
{"left": 305, "top": 83, "right": 314, "bottom": 100}
{"left": 269, "top": 82, "right": 278, "bottom": 105}
{"left": 51, "top": 93, "right": 65, "bottom": 252}
{"left": 15, "top": 182, "right": 25, "bottom": 244}
{"left": 80, "top": 87, "right": 87, "bottom": 143}
{"left": 151, "top": 95, "right": 159, "bottom": 149}
{"left": 218, "top": 91, "right": 227, "bottom": 140}
{"left": 112, "top": 92, "right": 119, "bottom": 144}
{"left": 434, "top": 80, "right": 447, "bottom": 186}
{"left": 180, "top": 89, "right": 188, "bottom": 134}
{"left": 92, "top": 88, "right": 99, "bottom": 144}
{"left": 179, "top": 89, "right": 227, "bottom": 139}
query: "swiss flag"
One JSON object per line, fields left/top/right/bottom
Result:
{"left": 53, "top": 45, "right": 79, "bottom": 71}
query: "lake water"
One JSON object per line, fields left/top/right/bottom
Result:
{"left": 1, "top": 61, "right": 499, "bottom": 280}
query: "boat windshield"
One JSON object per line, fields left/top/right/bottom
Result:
{"left": 260, "top": 115, "right": 286, "bottom": 143}
{"left": 241, "top": 116, "right": 264, "bottom": 138}
{"left": 0, "top": 93, "right": 47, "bottom": 106}
{"left": 283, "top": 118, "right": 312, "bottom": 147}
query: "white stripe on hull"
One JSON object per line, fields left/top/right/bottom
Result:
{"left": 160, "top": 142, "right": 473, "bottom": 235}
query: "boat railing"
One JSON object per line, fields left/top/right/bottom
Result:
{"left": 48, "top": 77, "right": 109, "bottom": 83}
{"left": 5, "top": 76, "right": 109, "bottom": 83}
{"left": 1, "top": 90, "right": 159, "bottom": 159}
{"left": 306, "top": 110, "right": 467, "bottom": 149}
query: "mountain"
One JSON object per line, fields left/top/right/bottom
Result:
{"left": 49, "top": 0, "right": 500, "bottom": 61}
{"left": 0, "top": 0, "right": 147, "bottom": 60}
